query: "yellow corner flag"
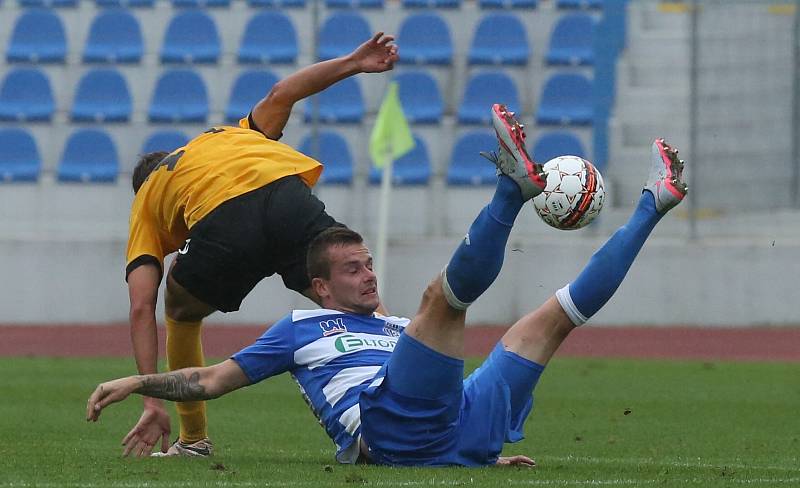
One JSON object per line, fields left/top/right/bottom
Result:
{"left": 369, "top": 82, "right": 415, "bottom": 168}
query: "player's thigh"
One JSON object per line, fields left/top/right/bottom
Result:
{"left": 404, "top": 274, "right": 467, "bottom": 359}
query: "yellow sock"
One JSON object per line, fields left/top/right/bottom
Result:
{"left": 165, "top": 316, "right": 207, "bottom": 443}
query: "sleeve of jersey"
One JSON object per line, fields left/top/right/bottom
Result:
{"left": 125, "top": 206, "right": 165, "bottom": 279}
{"left": 239, "top": 112, "right": 281, "bottom": 141}
{"left": 231, "top": 315, "right": 295, "bottom": 383}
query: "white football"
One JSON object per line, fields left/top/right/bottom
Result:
{"left": 532, "top": 155, "right": 605, "bottom": 230}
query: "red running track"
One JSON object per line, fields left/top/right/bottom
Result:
{"left": 1, "top": 324, "right": 799, "bottom": 362}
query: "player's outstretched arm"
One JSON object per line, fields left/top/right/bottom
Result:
{"left": 87, "top": 360, "right": 250, "bottom": 422}
{"left": 250, "top": 32, "right": 398, "bottom": 139}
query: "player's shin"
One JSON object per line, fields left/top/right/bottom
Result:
{"left": 165, "top": 316, "right": 207, "bottom": 442}
{"left": 443, "top": 175, "right": 523, "bottom": 310}
{"left": 557, "top": 191, "right": 662, "bottom": 325}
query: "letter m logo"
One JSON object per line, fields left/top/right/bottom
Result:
{"left": 319, "top": 318, "right": 347, "bottom": 337}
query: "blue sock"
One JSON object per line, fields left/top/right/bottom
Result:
{"left": 443, "top": 176, "right": 524, "bottom": 308}
{"left": 564, "top": 191, "right": 662, "bottom": 323}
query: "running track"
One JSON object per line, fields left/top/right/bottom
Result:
{"left": 1, "top": 324, "right": 799, "bottom": 362}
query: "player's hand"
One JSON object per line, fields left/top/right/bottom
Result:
{"left": 351, "top": 32, "right": 399, "bottom": 73}
{"left": 86, "top": 376, "right": 139, "bottom": 422}
{"left": 495, "top": 455, "right": 536, "bottom": 467}
{"left": 121, "top": 400, "right": 172, "bottom": 458}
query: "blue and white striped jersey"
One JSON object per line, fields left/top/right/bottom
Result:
{"left": 231, "top": 308, "right": 409, "bottom": 463}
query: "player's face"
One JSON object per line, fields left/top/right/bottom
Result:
{"left": 322, "top": 243, "right": 380, "bottom": 315}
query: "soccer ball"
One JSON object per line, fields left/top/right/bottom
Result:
{"left": 532, "top": 155, "right": 605, "bottom": 230}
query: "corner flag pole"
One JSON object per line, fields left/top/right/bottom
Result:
{"left": 375, "top": 145, "right": 392, "bottom": 299}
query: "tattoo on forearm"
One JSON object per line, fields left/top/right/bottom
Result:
{"left": 137, "top": 372, "right": 207, "bottom": 401}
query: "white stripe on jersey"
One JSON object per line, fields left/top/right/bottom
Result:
{"left": 292, "top": 309, "right": 345, "bottom": 321}
{"left": 322, "top": 366, "right": 382, "bottom": 407}
{"left": 294, "top": 332, "right": 399, "bottom": 370}
{"left": 339, "top": 403, "right": 361, "bottom": 435}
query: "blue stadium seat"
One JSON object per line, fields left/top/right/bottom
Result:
{"left": 6, "top": 9, "right": 67, "bottom": 63}
{"left": 479, "top": 0, "right": 537, "bottom": 9}
{"left": 304, "top": 77, "right": 364, "bottom": 123}
{"left": 326, "top": 0, "right": 382, "bottom": 7}
{"left": 172, "top": 0, "right": 230, "bottom": 6}
{"left": 95, "top": 0, "right": 154, "bottom": 6}
{"left": 298, "top": 131, "right": 353, "bottom": 185}
{"left": 458, "top": 71, "right": 520, "bottom": 125}
{"left": 71, "top": 69, "right": 132, "bottom": 123}
{"left": 160, "top": 10, "right": 220, "bottom": 64}
{"left": 402, "top": 0, "right": 460, "bottom": 8}
{"left": 536, "top": 73, "right": 593, "bottom": 125}
{"left": 142, "top": 130, "right": 190, "bottom": 154}
{"left": 318, "top": 12, "right": 371, "bottom": 61}
{"left": 149, "top": 70, "right": 209, "bottom": 123}
{"left": 446, "top": 132, "right": 497, "bottom": 185}
{"left": 397, "top": 13, "right": 452, "bottom": 65}
{"left": 226, "top": 70, "right": 279, "bottom": 123}
{"left": 0, "top": 128, "right": 41, "bottom": 182}
{"left": 57, "top": 129, "right": 119, "bottom": 183}
{"left": 368, "top": 135, "right": 431, "bottom": 185}
{"left": 19, "top": 0, "right": 76, "bottom": 6}
{"left": 238, "top": 12, "right": 297, "bottom": 64}
{"left": 557, "top": 0, "right": 603, "bottom": 9}
{"left": 468, "top": 13, "right": 529, "bottom": 65}
{"left": 247, "top": 0, "right": 305, "bottom": 7}
{"left": 0, "top": 68, "right": 55, "bottom": 122}
{"left": 83, "top": 10, "right": 143, "bottom": 64}
{"left": 546, "top": 13, "right": 596, "bottom": 66}
{"left": 394, "top": 71, "right": 443, "bottom": 124}
{"left": 533, "top": 131, "right": 586, "bottom": 162}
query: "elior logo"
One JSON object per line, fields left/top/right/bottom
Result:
{"left": 334, "top": 334, "right": 397, "bottom": 353}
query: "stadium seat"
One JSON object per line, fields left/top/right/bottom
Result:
{"left": 326, "top": 0, "right": 382, "bottom": 7}
{"left": 95, "top": 0, "right": 155, "bottom": 6}
{"left": 533, "top": 131, "right": 586, "bottom": 162}
{"left": 458, "top": 71, "right": 520, "bottom": 125}
{"left": 468, "top": 13, "right": 529, "bottom": 65}
{"left": 446, "top": 132, "right": 498, "bottom": 185}
{"left": 19, "top": 0, "right": 76, "bottom": 6}
{"left": 57, "top": 129, "right": 119, "bottom": 183}
{"left": 318, "top": 12, "right": 371, "bottom": 61}
{"left": 6, "top": 9, "right": 68, "bottom": 63}
{"left": 394, "top": 71, "right": 443, "bottom": 124}
{"left": 396, "top": 13, "right": 452, "bottom": 65}
{"left": 546, "top": 13, "right": 596, "bottom": 66}
{"left": 298, "top": 131, "right": 353, "bottom": 185}
{"left": 83, "top": 9, "right": 143, "bottom": 63}
{"left": 368, "top": 135, "right": 431, "bottom": 185}
{"left": 225, "top": 70, "right": 279, "bottom": 123}
{"left": 0, "top": 68, "right": 55, "bottom": 122}
{"left": 0, "top": 128, "right": 41, "bottom": 182}
{"left": 536, "top": 73, "right": 593, "bottom": 125}
{"left": 71, "top": 69, "right": 132, "bottom": 123}
{"left": 171, "top": 0, "right": 230, "bottom": 7}
{"left": 238, "top": 12, "right": 297, "bottom": 64}
{"left": 304, "top": 77, "right": 364, "bottom": 123}
{"left": 160, "top": 10, "right": 220, "bottom": 64}
{"left": 247, "top": 0, "right": 305, "bottom": 7}
{"left": 149, "top": 70, "right": 209, "bottom": 123}
{"left": 556, "top": 0, "right": 603, "bottom": 9}
{"left": 479, "top": 0, "right": 537, "bottom": 9}
{"left": 142, "top": 130, "right": 190, "bottom": 154}
{"left": 402, "top": 0, "right": 460, "bottom": 8}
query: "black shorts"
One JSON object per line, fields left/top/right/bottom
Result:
{"left": 171, "top": 175, "right": 342, "bottom": 312}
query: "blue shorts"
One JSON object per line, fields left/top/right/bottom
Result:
{"left": 359, "top": 334, "right": 544, "bottom": 466}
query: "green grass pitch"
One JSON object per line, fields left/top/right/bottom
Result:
{"left": 0, "top": 356, "right": 797, "bottom": 487}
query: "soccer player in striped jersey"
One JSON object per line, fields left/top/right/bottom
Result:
{"left": 122, "top": 33, "right": 398, "bottom": 458}
{"left": 88, "top": 105, "right": 687, "bottom": 466}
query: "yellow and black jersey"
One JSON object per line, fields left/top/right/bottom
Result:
{"left": 126, "top": 117, "right": 323, "bottom": 277}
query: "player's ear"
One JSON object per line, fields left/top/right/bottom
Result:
{"left": 311, "top": 277, "right": 328, "bottom": 300}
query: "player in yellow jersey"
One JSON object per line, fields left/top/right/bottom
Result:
{"left": 122, "top": 32, "right": 398, "bottom": 458}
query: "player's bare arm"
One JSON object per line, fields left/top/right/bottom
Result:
{"left": 251, "top": 32, "right": 398, "bottom": 139}
{"left": 87, "top": 360, "right": 250, "bottom": 422}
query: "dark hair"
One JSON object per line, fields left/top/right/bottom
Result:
{"left": 306, "top": 226, "right": 364, "bottom": 281}
{"left": 132, "top": 151, "right": 168, "bottom": 194}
